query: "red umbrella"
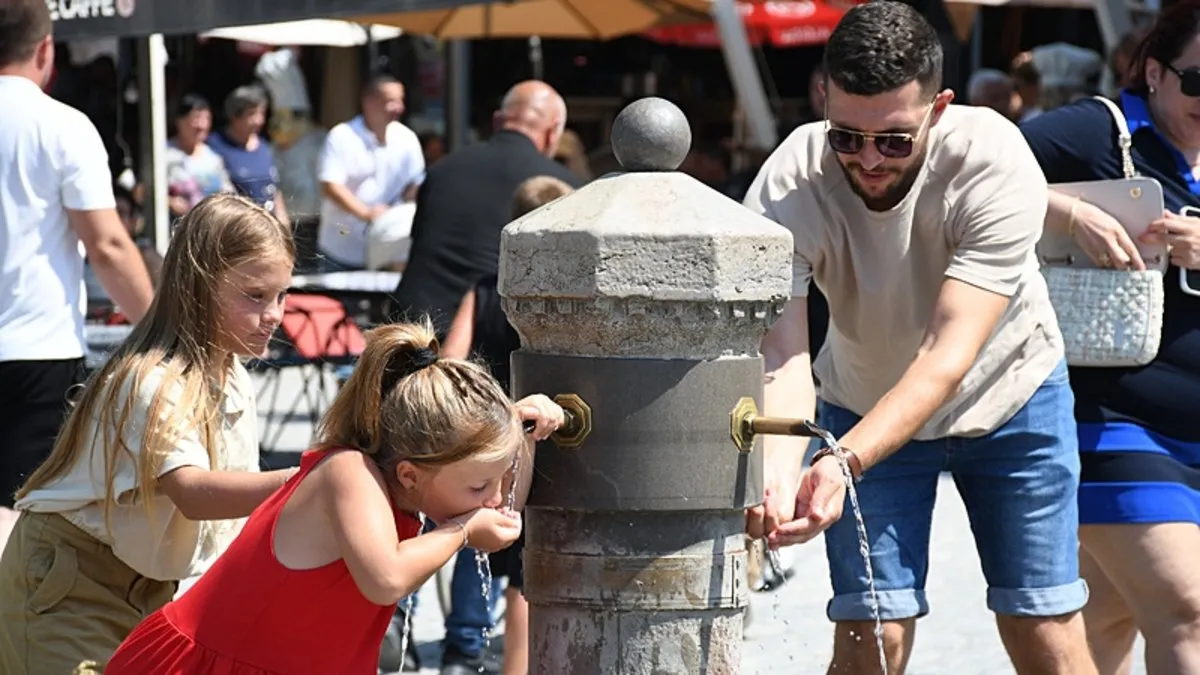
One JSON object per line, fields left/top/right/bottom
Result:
{"left": 644, "top": 0, "right": 849, "bottom": 48}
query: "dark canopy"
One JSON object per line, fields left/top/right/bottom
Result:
{"left": 50, "top": 0, "right": 470, "bottom": 40}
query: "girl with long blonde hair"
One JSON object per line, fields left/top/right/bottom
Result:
{"left": 105, "top": 321, "right": 563, "bottom": 675}
{"left": 0, "top": 194, "right": 298, "bottom": 675}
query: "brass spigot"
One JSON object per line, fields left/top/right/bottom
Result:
{"left": 729, "top": 396, "right": 823, "bottom": 453}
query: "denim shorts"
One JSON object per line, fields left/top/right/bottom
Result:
{"left": 819, "top": 360, "right": 1088, "bottom": 622}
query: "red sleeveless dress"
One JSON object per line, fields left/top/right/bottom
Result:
{"left": 105, "top": 448, "right": 422, "bottom": 675}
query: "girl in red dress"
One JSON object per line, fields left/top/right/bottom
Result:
{"left": 104, "top": 321, "right": 564, "bottom": 675}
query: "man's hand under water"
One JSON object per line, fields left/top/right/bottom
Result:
{"left": 767, "top": 456, "right": 847, "bottom": 548}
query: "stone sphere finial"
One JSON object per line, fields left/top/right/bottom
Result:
{"left": 610, "top": 97, "right": 692, "bottom": 172}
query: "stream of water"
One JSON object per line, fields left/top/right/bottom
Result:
{"left": 808, "top": 427, "right": 888, "bottom": 675}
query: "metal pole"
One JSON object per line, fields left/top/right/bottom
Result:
{"left": 1094, "top": 0, "right": 1134, "bottom": 53}
{"left": 444, "top": 40, "right": 471, "bottom": 151}
{"left": 711, "top": 0, "right": 777, "bottom": 150}
{"left": 529, "top": 36, "right": 544, "bottom": 81}
{"left": 136, "top": 34, "right": 169, "bottom": 256}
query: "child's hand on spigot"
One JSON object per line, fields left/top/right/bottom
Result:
{"left": 515, "top": 394, "right": 564, "bottom": 441}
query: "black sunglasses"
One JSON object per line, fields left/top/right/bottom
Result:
{"left": 1166, "top": 64, "right": 1200, "bottom": 97}
{"left": 824, "top": 103, "right": 936, "bottom": 159}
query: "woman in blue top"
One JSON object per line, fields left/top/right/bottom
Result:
{"left": 1021, "top": 4, "right": 1200, "bottom": 673}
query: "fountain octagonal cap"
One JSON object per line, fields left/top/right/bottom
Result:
{"left": 498, "top": 97, "right": 795, "bottom": 361}
{"left": 610, "top": 97, "right": 692, "bottom": 172}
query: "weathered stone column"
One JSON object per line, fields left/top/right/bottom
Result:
{"left": 499, "top": 97, "right": 794, "bottom": 674}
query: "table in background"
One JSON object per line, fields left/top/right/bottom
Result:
{"left": 85, "top": 324, "right": 134, "bottom": 371}
{"left": 291, "top": 271, "right": 401, "bottom": 327}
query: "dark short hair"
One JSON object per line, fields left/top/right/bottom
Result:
{"left": 824, "top": 0, "right": 943, "bottom": 97}
{"left": 224, "top": 85, "right": 269, "bottom": 120}
{"left": 0, "top": 0, "right": 52, "bottom": 69}
{"left": 362, "top": 72, "right": 403, "bottom": 99}
{"left": 1010, "top": 52, "right": 1041, "bottom": 88}
{"left": 1130, "top": 1, "right": 1200, "bottom": 94}
{"left": 174, "top": 93, "right": 211, "bottom": 119}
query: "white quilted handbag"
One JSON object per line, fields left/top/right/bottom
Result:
{"left": 1041, "top": 267, "right": 1163, "bottom": 366}
{"left": 1037, "top": 96, "right": 1167, "bottom": 368}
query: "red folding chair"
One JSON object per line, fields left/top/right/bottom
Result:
{"left": 253, "top": 293, "right": 366, "bottom": 454}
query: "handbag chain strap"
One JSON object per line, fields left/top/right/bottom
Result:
{"left": 1092, "top": 96, "right": 1137, "bottom": 180}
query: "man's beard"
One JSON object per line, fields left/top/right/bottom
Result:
{"left": 838, "top": 150, "right": 926, "bottom": 212}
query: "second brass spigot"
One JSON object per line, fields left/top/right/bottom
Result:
{"left": 729, "top": 396, "right": 822, "bottom": 453}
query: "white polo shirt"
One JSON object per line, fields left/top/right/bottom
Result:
{"left": 0, "top": 75, "right": 115, "bottom": 362}
{"left": 317, "top": 116, "right": 425, "bottom": 268}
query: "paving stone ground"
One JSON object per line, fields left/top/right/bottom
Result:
{"left": 257, "top": 369, "right": 1146, "bottom": 674}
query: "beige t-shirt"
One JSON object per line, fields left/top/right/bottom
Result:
{"left": 744, "top": 105, "right": 1064, "bottom": 439}
{"left": 17, "top": 359, "right": 260, "bottom": 581}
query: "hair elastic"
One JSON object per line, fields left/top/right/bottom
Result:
{"left": 380, "top": 346, "right": 439, "bottom": 395}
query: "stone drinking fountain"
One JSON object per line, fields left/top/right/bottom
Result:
{"left": 499, "top": 97, "right": 822, "bottom": 674}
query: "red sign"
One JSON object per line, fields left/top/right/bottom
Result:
{"left": 646, "top": 0, "right": 851, "bottom": 49}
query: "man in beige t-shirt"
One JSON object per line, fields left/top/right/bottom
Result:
{"left": 743, "top": 3, "right": 1095, "bottom": 674}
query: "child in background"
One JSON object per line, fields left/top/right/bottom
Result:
{"left": 442, "top": 173, "right": 575, "bottom": 675}
{"left": 0, "top": 194, "right": 298, "bottom": 675}
{"left": 104, "top": 321, "right": 564, "bottom": 675}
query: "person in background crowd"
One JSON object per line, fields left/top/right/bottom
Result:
{"left": 967, "top": 68, "right": 1021, "bottom": 121}
{"left": 0, "top": 0, "right": 154, "bottom": 552}
{"left": 165, "top": 94, "right": 234, "bottom": 218}
{"left": 208, "top": 85, "right": 290, "bottom": 228}
{"left": 1021, "top": 3, "right": 1200, "bottom": 672}
{"left": 745, "top": 3, "right": 1096, "bottom": 673}
{"left": 316, "top": 73, "right": 425, "bottom": 273}
{"left": 393, "top": 80, "right": 580, "bottom": 336}
{"left": 552, "top": 129, "right": 593, "bottom": 182}
{"left": 1109, "top": 27, "right": 1151, "bottom": 91}
{"left": 391, "top": 80, "right": 580, "bottom": 675}
{"left": 419, "top": 131, "right": 446, "bottom": 165}
{"left": 1011, "top": 51, "right": 1045, "bottom": 121}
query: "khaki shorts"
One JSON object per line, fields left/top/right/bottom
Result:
{"left": 0, "top": 512, "right": 175, "bottom": 675}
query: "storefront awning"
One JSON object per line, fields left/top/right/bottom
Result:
{"left": 49, "top": 0, "right": 472, "bottom": 40}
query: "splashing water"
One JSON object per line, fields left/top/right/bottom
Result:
{"left": 475, "top": 549, "right": 495, "bottom": 653}
{"left": 505, "top": 453, "right": 521, "bottom": 511}
{"left": 471, "top": 453, "right": 523, "bottom": 663}
{"left": 808, "top": 426, "right": 888, "bottom": 675}
{"left": 396, "top": 514, "right": 426, "bottom": 671}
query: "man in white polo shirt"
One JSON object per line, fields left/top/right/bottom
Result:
{"left": 316, "top": 73, "right": 425, "bottom": 272}
{"left": 0, "top": 0, "right": 155, "bottom": 549}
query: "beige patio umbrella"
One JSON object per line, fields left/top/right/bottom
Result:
{"left": 356, "top": 0, "right": 713, "bottom": 40}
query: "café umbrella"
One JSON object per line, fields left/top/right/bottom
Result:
{"left": 356, "top": 0, "right": 713, "bottom": 39}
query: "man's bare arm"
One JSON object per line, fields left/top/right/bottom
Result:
{"left": 837, "top": 278, "right": 1009, "bottom": 471}
{"left": 70, "top": 208, "right": 154, "bottom": 322}
{"left": 747, "top": 296, "right": 815, "bottom": 538}
{"left": 321, "top": 181, "right": 374, "bottom": 222}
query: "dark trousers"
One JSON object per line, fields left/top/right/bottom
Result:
{"left": 0, "top": 358, "right": 86, "bottom": 507}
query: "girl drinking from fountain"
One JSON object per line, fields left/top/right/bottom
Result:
{"left": 0, "top": 195, "right": 299, "bottom": 675}
{"left": 104, "top": 320, "right": 563, "bottom": 675}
